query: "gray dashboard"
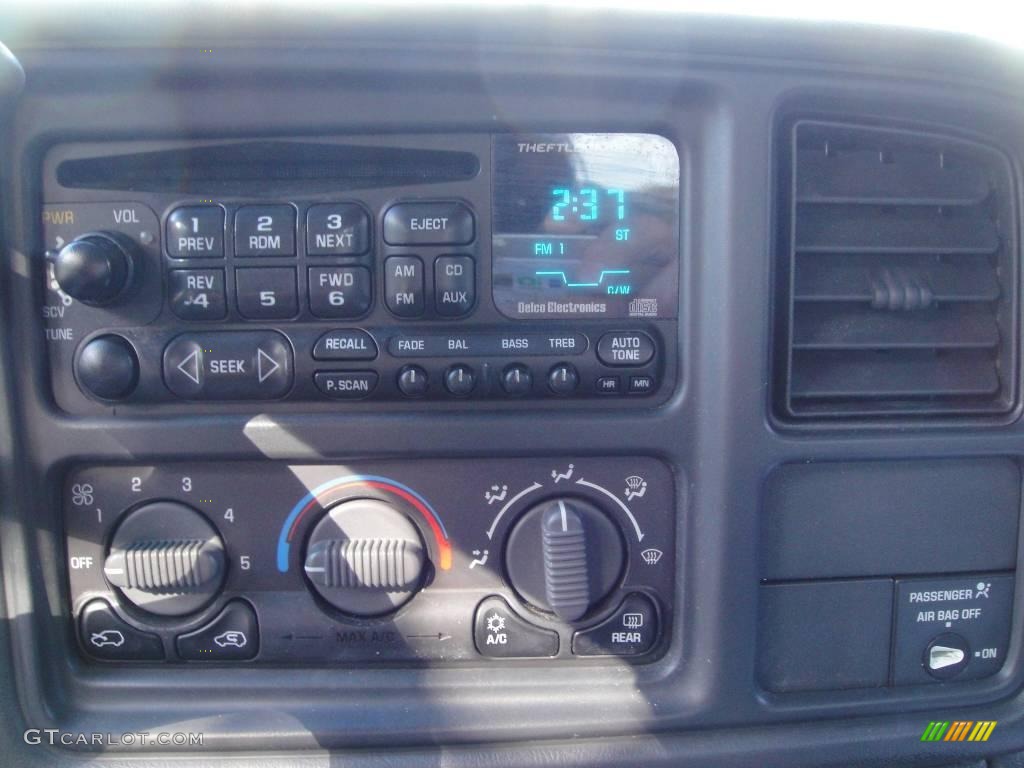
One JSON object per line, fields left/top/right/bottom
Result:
{"left": 2, "top": 6, "right": 1024, "bottom": 768}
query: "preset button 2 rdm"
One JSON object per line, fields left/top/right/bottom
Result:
{"left": 40, "top": 134, "right": 680, "bottom": 412}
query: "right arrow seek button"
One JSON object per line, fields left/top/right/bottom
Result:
{"left": 163, "top": 331, "right": 293, "bottom": 400}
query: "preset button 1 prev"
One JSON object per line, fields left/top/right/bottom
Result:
{"left": 163, "top": 331, "right": 293, "bottom": 400}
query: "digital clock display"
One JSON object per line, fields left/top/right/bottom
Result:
{"left": 492, "top": 133, "right": 680, "bottom": 319}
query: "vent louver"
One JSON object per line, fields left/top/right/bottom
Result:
{"left": 776, "top": 121, "right": 1018, "bottom": 420}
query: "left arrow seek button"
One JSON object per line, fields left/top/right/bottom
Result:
{"left": 163, "top": 331, "right": 293, "bottom": 400}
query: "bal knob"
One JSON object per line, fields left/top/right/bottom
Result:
{"left": 52, "top": 231, "right": 137, "bottom": 306}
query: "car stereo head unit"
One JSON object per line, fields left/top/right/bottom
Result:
{"left": 38, "top": 133, "right": 681, "bottom": 412}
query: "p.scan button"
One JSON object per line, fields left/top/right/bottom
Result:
{"left": 163, "top": 331, "right": 293, "bottom": 400}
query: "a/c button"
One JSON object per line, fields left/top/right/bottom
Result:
{"left": 474, "top": 596, "right": 558, "bottom": 658}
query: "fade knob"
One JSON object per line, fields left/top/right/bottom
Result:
{"left": 51, "top": 231, "right": 138, "bottom": 306}
{"left": 505, "top": 497, "right": 625, "bottom": 622}
{"left": 303, "top": 498, "right": 427, "bottom": 617}
{"left": 104, "top": 501, "right": 226, "bottom": 617}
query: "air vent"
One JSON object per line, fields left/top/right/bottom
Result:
{"left": 776, "top": 121, "right": 1018, "bottom": 420}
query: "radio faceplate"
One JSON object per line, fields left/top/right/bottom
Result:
{"left": 64, "top": 458, "right": 675, "bottom": 664}
{"left": 39, "top": 134, "right": 681, "bottom": 412}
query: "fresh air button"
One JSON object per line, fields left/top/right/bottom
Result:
{"left": 597, "top": 331, "right": 656, "bottom": 367}
{"left": 235, "top": 267, "right": 298, "bottom": 319}
{"left": 312, "top": 329, "right": 378, "bottom": 361}
{"left": 177, "top": 601, "right": 258, "bottom": 661}
{"left": 892, "top": 573, "right": 1013, "bottom": 685}
{"left": 474, "top": 596, "right": 558, "bottom": 658}
{"left": 384, "top": 256, "right": 425, "bottom": 317}
{"left": 572, "top": 593, "right": 658, "bottom": 657}
{"left": 166, "top": 206, "right": 224, "bottom": 258}
{"left": 308, "top": 266, "right": 372, "bottom": 318}
{"left": 163, "top": 331, "right": 293, "bottom": 400}
{"left": 306, "top": 203, "right": 370, "bottom": 256}
{"left": 383, "top": 202, "right": 475, "bottom": 246}
{"left": 169, "top": 269, "right": 227, "bottom": 320}
{"left": 80, "top": 599, "right": 164, "bottom": 661}
{"left": 434, "top": 255, "right": 475, "bottom": 316}
{"left": 234, "top": 205, "right": 296, "bottom": 256}
{"left": 314, "top": 371, "right": 378, "bottom": 399}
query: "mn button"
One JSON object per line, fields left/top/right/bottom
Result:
{"left": 163, "top": 331, "right": 293, "bottom": 400}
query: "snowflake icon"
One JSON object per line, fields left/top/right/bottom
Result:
{"left": 486, "top": 613, "right": 506, "bottom": 634}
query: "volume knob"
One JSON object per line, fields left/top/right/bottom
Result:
{"left": 52, "top": 231, "right": 137, "bottom": 306}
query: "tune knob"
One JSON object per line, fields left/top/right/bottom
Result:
{"left": 104, "top": 501, "right": 226, "bottom": 617}
{"left": 303, "top": 498, "right": 427, "bottom": 617}
{"left": 51, "top": 231, "right": 138, "bottom": 306}
{"left": 505, "top": 497, "right": 625, "bottom": 622}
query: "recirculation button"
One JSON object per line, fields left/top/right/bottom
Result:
{"left": 474, "top": 596, "right": 559, "bottom": 658}
{"left": 176, "top": 600, "right": 259, "bottom": 661}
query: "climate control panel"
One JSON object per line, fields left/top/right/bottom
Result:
{"left": 64, "top": 458, "right": 675, "bottom": 663}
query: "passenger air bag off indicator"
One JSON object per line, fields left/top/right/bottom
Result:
{"left": 892, "top": 573, "right": 1013, "bottom": 684}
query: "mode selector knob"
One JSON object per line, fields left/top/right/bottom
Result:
{"left": 104, "top": 501, "right": 226, "bottom": 617}
{"left": 303, "top": 498, "right": 427, "bottom": 617}
{"left": 51, "top": 231, "right": 138, "bottom": 306}
{"left": 505, "top": 497, "right": 625, "bottom": 622}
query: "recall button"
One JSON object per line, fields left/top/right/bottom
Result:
{"left": 163, "top": 331, "right": 293, "bottom": 400}
{"left": 314, "top": 371, "right": 378, "bottom": 399}
{"left": 313, "top": 329, "right": 378, "bottom": 361}
{"left": 572, "top": 593, "right": 659, "bottom": 657}
{"left": 596, "top": 331, "right": 656, "bottom": 367}
{"left": 383, "top": 202, "right": 475, "bottom": 246}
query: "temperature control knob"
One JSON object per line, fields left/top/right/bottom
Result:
{"left": 505, "top": 497, "right": 625, "bottom": 622}
{"left": 303, "top": 498, "right": 427, "bottom": 617}
{"left": 104, "top": 501, "right": 226, "bottom": 617}
{"left": 52, "top": 231, "right": 138, "bottom": 306}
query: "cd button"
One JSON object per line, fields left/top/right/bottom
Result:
{"left": 384, "top": 256, "right": 425, "bottom": 318}
{"left": 596, "top": 331, "right": 656, "bottom": 367}
{"left": 166, "top": 206, "right": 224, "bottom": 258}
{"left": 306, "top": 204, "right": 370, "bottom": 256}
{"left": 308, "top": 266, "right": 372, "bottom": 318}
{"left": 383, "top": 202, "right": 475, "bottom": 246}
{"left": 235, "top": 267, "right": 298, "bottom": 319}
{"left": 434, "top": 256, "right": 475, "bottom": 317}
{"left": 169, "top": 269, "right": 227, "bottom": 320}
{"left": 234, "top": 205, "right": 296, "bottom": 257}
